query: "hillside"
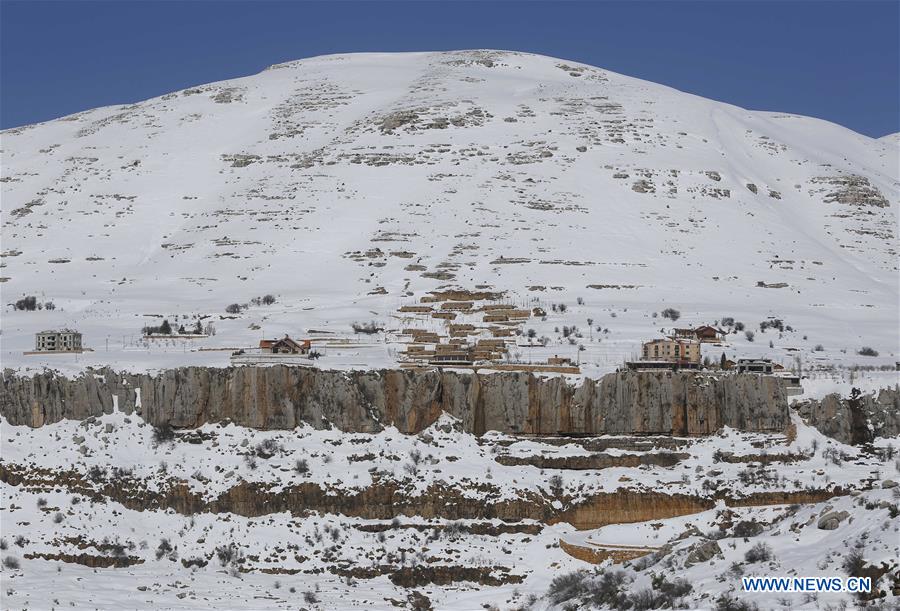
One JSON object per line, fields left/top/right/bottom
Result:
{"left": 1, "top": 49, "right": 897, "bottom": 379}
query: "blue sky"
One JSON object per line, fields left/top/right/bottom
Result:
{"left": 1, "top": 1, "right": 897, "bottom": 137}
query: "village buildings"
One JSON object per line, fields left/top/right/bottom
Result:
{"left": 34, "top": 329, "right": 82, "bottom": 352}
{"left": 641, "top": 337, "right": 701, "bottom": 364}
{"left": 259, "top": 336, "right": 311, "bottom": 355}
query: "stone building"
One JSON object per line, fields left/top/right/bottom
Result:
{"left": 641, "top": 337, "right": 701, "bottom": 364}
{"left": 35, "top": 329, "right": 82, "bottom": 352}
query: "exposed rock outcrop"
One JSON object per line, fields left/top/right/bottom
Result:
{"left": 1, "top": 367, "right": 790, "bottom": 436}
{"left": 0, "top": 461, "right": 844, "bottom": 530}
{"left": 795, "top": 387, "right": 900, "bottom": 444}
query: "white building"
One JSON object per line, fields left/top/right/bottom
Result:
{"left": 35, "top": 329, "right": 82, "bottom": 352}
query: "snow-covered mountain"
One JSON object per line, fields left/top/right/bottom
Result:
{"left": 2, "top": 49, "right": 898, "bottom": 374}
{"left": 2, "top": 50, "right": 899, "bottom": 611}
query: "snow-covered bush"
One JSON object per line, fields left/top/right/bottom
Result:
{"left": 744, "top": 542, "right": 772, "bottom": 563}
{"left": 661, "top": 308, "right": 681, "bottom": 321}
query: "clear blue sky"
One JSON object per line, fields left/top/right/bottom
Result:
{"left": 1, "top": 0, "right": 897, "bottom": 137}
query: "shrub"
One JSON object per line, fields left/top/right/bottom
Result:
{"left": 155, "top": 538, "right": 174, "bottom": 560}
{"left": 44, "top": 301, "right": 56, "bottom": 310}
{"left": 858, "top": 347, "right": 879, "bottom": 357}
{"left": 744, "top": 542, "right": 772, "bottom": 563}
{"left": 814, "top": 344, "right": 824, "bottom": 352}
{"left": 716, "top": 593, "right": 759, "bottom": 611}
{"left": 586, "top": 570, "right": 629, "bottom": 608}
{"left": 261, "top": 294, "right": 276, "bottom": 305}
{"left": 14, "top": 296, "right": 37, "bottom": 311}
{"left": 721, "top": 317, "right": 735, "bottom": 327}
{"left": 629, "top": 588, "right": 660, "bottom": 611}
{"left": 0, "top": 539, "right": 5, "bottom": 551}
{"left": 842, "top": 549, "right": 866, "bottom": 577}
{"left": 215, "top": 543, "right": 243, "bottom": 567}
{"left": 303, "top": 591, "right": 319, "bottom": 604}
{"left": 2, "top": 556, "right": 20, "bottom": 570}
{"left": 52, "top": 512, "right": 64, "bottom": 524}
{"left": 745, "top": 330, "right": 755, "bottom": 342}
{"left": 351, "top": 321, "right": 383, "bottom": 334}
{"left": 254, "top": 438, "right": 282, "bottom": 459}
{"left": 225, "top": 303, "right": 242, "bottom": 314}
{"left": 152, "top": 424, "right": 176, "bottom": 445}
{"left": 759, "top": 319, "right": 785, "bottom": 333}
{"left": 734, "top": 321, "right": 745, "bottom": 331}
{"left": 181, "top": 556, "right": 208, "bottom": 568}
{"left": 36, "top": 497, "right": 47, "bottom": 508}
{"left": 548, "top": 474, "right": 563, "bottom": 496}
{"left": 294, "top": 459, "right": 309, "bottom": 475}
{"left": 87, "top": 465, "right": 105, "bottom": 482}
{"left": 547, "top": 570, "right": 589, "bottom": 604}
{"left": 661, "top": 308, "right": 681, "bottom": 321}
{"left": 653, "top": 575, "right": 691, "bottom": 599}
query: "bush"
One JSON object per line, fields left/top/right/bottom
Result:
{"left": 842, "top": 549, "right": 866, "bottom": 577}
{"left": 721, "top": 317, "right": 735, "bottom": 327}
{"left": 2, "top": 556, "right": 20, "bottom": 570}
{"left": 215, "top": 543, "right": 243, "bottom": 567}
{"left": 547, "top": 570, "right": 589, "bottom": 604}
{"left": 152, "top": 424, "right": 176, "bottom": 445}
{"left": 53, "top": 512, "right": 64, "bottom": 524}
{"left": 745, "top": 330, "right": 755, "bottom": 342}
{"left": 14, "top": 296, "right": 37, "bottom": 311}
{"left": 225, "top": 303, "right": 242, "bottom": 314}
{"left": 303, "top": 591, "right": 319, "bottom": 604}
{"left": 814, "top": 344, "right": 824, "bottom": 352}
{"left": 548, "top": 474, "right": 563, "bottom": 496}
{"left": 661, "top": 308, "right": 681, "bottom": 321}
{"left": 155, "top": 538, "right": 174, "bottom": 560}
{"left": 734, "top": 321, "right": 745, "bottom": 331}
{"left": 254, "top": 438, "right": 282, "bottom": 459}
{"left": 858, "top": 347, "right": 879, "bottom": 357}
{"left": 351, "top": 321, "right": 383, "bottom": 334}
{"left": 181, "top": 556, "right": 208, "bottom": 568}
{"left": 629, "top": 588, "right": 660, "bottom": 611}
{"left": 294, "top": 459, "right": 309, "bottom": 475}
{"left": 759, "top": 319, "right": 785, "bottom": 333}
{"left": 586, "top": 570, "right": 629, "bottom": 608}
{"left": 261, "top": 294, "right": 276, "bottom": 305}
{"left": 744, "top": 542, "right": 772, "bottom": 563}
{"left": 716, "top": 593, "right": 759, "bottom": 611}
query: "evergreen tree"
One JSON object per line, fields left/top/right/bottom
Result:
{"left": 159, "top": 319, "right": 172, "bottom": 335}
{"left": 720, "top": 352, "right": 727, "bottom": 369}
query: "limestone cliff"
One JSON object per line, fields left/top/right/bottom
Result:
{"left": 795, "top": 386, "right": 900, "bottom": 444}
{"left": 0, "top": 367, "right": 789, "bottom": 435}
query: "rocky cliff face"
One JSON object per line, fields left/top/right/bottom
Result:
{"left": 796, "top": 387, "right": 900, "bottom": 444}
{"left": 0, "top": 367, "right": 789, "bottom": 435}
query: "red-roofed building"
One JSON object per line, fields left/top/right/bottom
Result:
{"left": 259, "top": 335, "right": 311, "bottom": 354}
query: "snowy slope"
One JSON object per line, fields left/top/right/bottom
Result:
{"left": 1, "top": 49, "right": 898, "bottom": 376}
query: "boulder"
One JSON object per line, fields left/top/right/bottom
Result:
{"left": 685, "top": 540, "right": 722, "bottom": 566}
{"left": 817, "top": 510, "right": 850, "bottom": 530}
